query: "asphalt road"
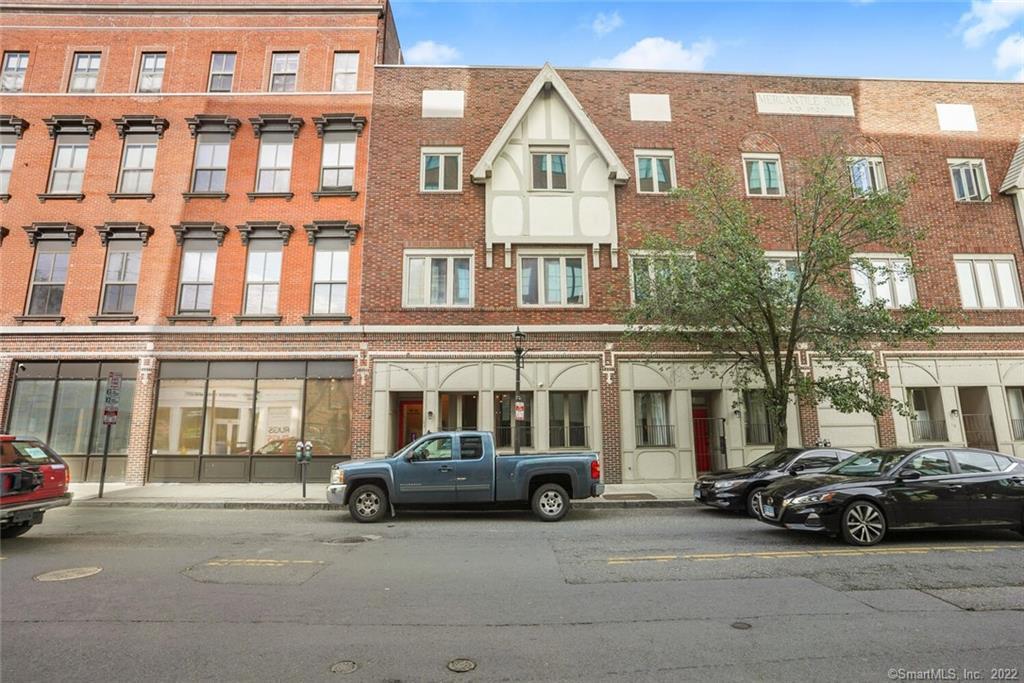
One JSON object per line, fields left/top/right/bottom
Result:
{"left": 2, "top": 504, "right": 1023, "bottom": 682}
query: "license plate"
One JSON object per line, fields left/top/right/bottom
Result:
{"left": 762, "top": 504, "right": 775, "bottom": 518}
{"left": 693, "top": 488, "right": 702, "bottom": 499}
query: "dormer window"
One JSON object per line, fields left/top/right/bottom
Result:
{"left": 531, "top": 149, "right": 567, "bottom": 190}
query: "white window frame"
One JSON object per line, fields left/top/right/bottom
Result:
{"left": 765, "top": 251, "right": 802, "bottom": 282}
{"left": 69, "top": 52, "right": 101, "bottom": 93}
{"left": 848, "top": 156, "right": 887, "bottom": 195}
{"left": 850, "top": 253, "right": 917, "bottom": 309}
{"left": 2, "top": 51, "right": 29, "bottom": 92}
{"left": 311, "top": 238, "right": 350, "bottom": 315}
{"left": 402, "top": 249, "right": 474, "bottom": 308}
{"left": 947, "top": 158, "right": 990, "bottom": 203}
{"left": 100, "top": 241, "right": 142, "bottom": 315}
{"left": 27, "top": 241, "right": 71, "bottom": 316}
{"left": 136, "top": 52, "right": 165, "bottom": 93}
{"left": 741, "top": 153, "right": 784, "bottom": 197}
{"left": 208, "top": 52, "right": 236, "bottom": 92}
{"left": 254, "top": 133, "right": 293, "bottom": 194}
{"left": 420, "top": 146, "right": 462, "bottom": 192}
{"left": 331, "top": 51, "right": 358, "bottom": 92}
{"left": 634, "top": 149, "right": 677, "bottom": 194}
{"left": 517, "top": 250, "right": 589, "bottom": 308}
{"left": 190, "top": 133, "right": 230, "bottom": 193}
{"left": 48, "top": 134, "right": 89, "bottom": 194}
{"left": 177, "top": 239, "right": 217, "bottom": 315}
{"left": 629, "top": 250, "right": 692, "bottom": 305}
{"left": 320, "top": 131, "right": 356, "bottom": 191}
{"left": 530, "top": 148, "right": 570, "bottom": 192}
{"left": 954, "top": 254, "right": 1023, "bottom": 310}
{"left": 117, "top": 134, "right": 158, "bottom": 194}
{"left": 269, "top": 51, "right": 299, "bottom": 93}
{"left": 0, "top": 135, "right": 16, "bottom": 195}
{"left": 243, "top": 240, "right": 283, "bottom": 315}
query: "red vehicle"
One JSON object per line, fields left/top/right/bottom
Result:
{"left": 1, "top": 435, "right": 73, "bottom": 539}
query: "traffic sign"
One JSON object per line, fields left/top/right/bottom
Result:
{"left": 514, "top": 400, "right": 526, "bottom": 422}
{"left": 102, "top": 372, "right": 123, "bottom": 425}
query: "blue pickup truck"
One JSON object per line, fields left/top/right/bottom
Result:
{"left": 327, "top": 431, "right": 604, "bottom": 522}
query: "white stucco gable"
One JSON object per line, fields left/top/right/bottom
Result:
{"left": 471, "top": 64, "right": 628, "bottom": 268}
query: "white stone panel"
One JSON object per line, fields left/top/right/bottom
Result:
{"left": 492, "top": 151, "right": 522, "bottom": 191}
{"left": 528, "top": 195, "right": 573, "bottom": 236}
{"left": 629, "top": 93, "right": 671, "bottom": 121}
{"left": 755, "top": 92, "right": 855, "bottom": 117}
{"left": 579, "top": 197, "right": 611, "bottom": 237}
{"left": 492, "top": 196, "right": 523, "bottom": 237}
{"left": 421, "top": 90, "right": 465, "bottom": 118}
{"left": 525, "top": 99, "right": 546, "bottom": 136}
{"left": 636, "top": 450, "right": 680, "bottom": 480}
{"left": 578, "top": 149, "right": 608, "bottom": 191}
{"left": 936, "top": 103, "right": 977, "bottom": 132}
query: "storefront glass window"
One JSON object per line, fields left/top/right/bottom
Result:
{"left": 90, "top": 379, "right": 136, "bottom": 455}
{"left": 253, "top": 379, "right": 303, "bottom": 455}
{"left": 8, "top": 379, "right": 55, "bottom": 440}
{"left": 304, "top": 378, "right": 353, "bottom": 454}
{"left": 152, "top": 379, "right": 205, "bottom": 455}
{"left": 203, "top": 379, "right": 255, "bottom": 455}
{"left": 49, "top": 380, "right": 96, "bottom": 454}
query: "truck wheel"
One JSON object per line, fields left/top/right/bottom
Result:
{"left": 1, "top": 522, "right": 34, "bottom": 539}
{"left": 348, "top": 484, "right": 388, "bottom": 523}
{"left": 531, "top": 483, "right": 569, "bottom": 522}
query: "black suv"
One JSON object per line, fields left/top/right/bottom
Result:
{"left": 693, "top": 447, "right": 854, "bottom": 516}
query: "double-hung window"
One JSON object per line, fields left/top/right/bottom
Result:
{"left": 27, "top": 241, "right": 71, "bottom": 316}
{"left": 742, "top": 153, "right": 783, "bottom": 196}
{"left": 519, "top": 254, "right": 586, "bottom": 307}
{"left": 851, "top": 255, "right": 915, "bottom": 308}
{"left": 332, "top": 52, "right": 358, "bottom": 92}
{"left": 312, "top": 238, "right": 349, "bottom": 315}
{"left": 101, "top": 241, "right": 142, "bottom": 314}
{"left": 243, "top": 240, "right": 282, "bottom": 315}
{"left": 69, "top": 52, "right": 101, "bottom": 92}
{"left": 178, "top": 239, "right": 217, "bottom": 314}
{"left": 550, "top": 391, "right": 588, "bottom": 448}
{"left": 954, "top": 255, "right": 1022, "bottom": 309}
{"left": 208, "top": 52, "right": 236, "bottom": 92}
{"left": 421, "top": 147, "right": 461, "bottom": 192}
{"left": 635, "top": 150, "right": 675, "bottom": 194}
{"left": 269, "top": 52, "right": 298, "bottom": 92}
{"left": 255, "top": 133, "right": 293, "bottom": 193}
{"left": 849, "top": 156, "right": 887, "bottom": 194}
{"left": 766, "top": 252, "right": 801, "bottom": 283}
{"left": 2, "top": 52, "right": 28, "bottom": 92}
{"left": 118, "top": 134, "right": 157, "bottom": 194}
{"left": 744, "top": 390, "right": 774, "bottom": 445}
{"left": 191, "top": 133, "right": 230, "bottom": 193}
{"left": 404, "top": 251, "right": 473, "bottom": 307}
{"left": 137, "top": 52, "right": 165, "bottom": 93}
{"left": 48, "top": 135, "right": 89, "bottom": 194}
{"left": 630, "top": 252, "right": 679, "bottom": 304}
{"left": 948, "top": 159, "right": 990, "bottom": 202}
{"left": 0, "top": 135, "right": 15, "bottom": 194}
{"left": 531, "top": 149, "right": 568, "bottom": 190}
{"left": 635, "top": 391, "right": 672, "bottom": 447}
{"left": 320, "top": 132, "right": 356, "bottom": 191}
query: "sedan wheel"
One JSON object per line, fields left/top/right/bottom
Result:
{"left": 841, "top": 501, "right": 886, "bottom": 546}
{"left": 746, "top": 488, "right": 765, "bottom": 518}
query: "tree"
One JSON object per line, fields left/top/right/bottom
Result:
{"left": 625, "top": 148, "right": 942, "bottom": 450}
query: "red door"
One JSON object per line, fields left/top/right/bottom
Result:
{"left": 692, "top": 407, "right": 712, "bottom": 473}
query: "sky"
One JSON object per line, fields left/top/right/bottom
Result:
{"left": 390, "top": 0, "right": 1024, "bottom": 81}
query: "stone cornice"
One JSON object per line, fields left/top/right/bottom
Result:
{"left": 236, "top": 221, "right": 294, "bottom": 246}
{"left": 171, "top": 221, "right": 228, "bottom": 246}
{"left": 23, "top": 221, "right": 83, "bottom": 246}
{"left": 95, "top": 221, "right": 155, "bottom": 246}
{"left": 249, "top": 114, "right": 304, "bottom": 138}
{"left": 185, "top": 114, "right": 241, "bottom": 138}
{"left": 312, "top": 113, "right": 366, "bottom": 138}
{"left": 0, "top": 114, "right": 28, "bottom": 138}
{"left": 302, "top": 220, "right": 360, "bottom": 244}
{"left": 113, "top": 115, "right": 170, "bottom": 139}
{"left": 43, "top": 114, "right": 100, "bottom": 139}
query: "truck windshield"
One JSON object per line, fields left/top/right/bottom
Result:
{"left": 1, "top": 441, "right": 60, "bottom": 466}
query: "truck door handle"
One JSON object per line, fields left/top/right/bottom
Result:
{"left": 439, "top": 466, "right": 452, "bottom": 473}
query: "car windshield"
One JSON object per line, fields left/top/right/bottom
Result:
{"left": 1, "top": 440, "right": 59, "bottom": 466}
{"left": 829, "top": 449, "right": 914, "bottom": 477}
{"left": 748, "top": 448, "right": 803, "bottom": 469}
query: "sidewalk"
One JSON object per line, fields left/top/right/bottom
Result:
{"left": 70, "top": 481, "right": 695, "bottom": 510}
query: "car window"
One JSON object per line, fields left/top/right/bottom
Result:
{"left": 992, "top": 455, "right": 1014, "bottom": 471}
{"left": 951, "top": 450, "right": 1001, "bottom": 474}
{"left": 1, "top": 441, "right": 60, "bottom": 466}
{"left": 903, "top": 451, "right": 952, "bottom": 476}
{"left": 459, "top": 436, "right": 485, "bottom": 460}
{"left": 798, "top": 453, "right": 839, "bottom": 468}
{"left": 410, "top": 437, "right": 453, "bottom": 461}
{"left": 830, "top": 449, "right": 913, "bottom": 476}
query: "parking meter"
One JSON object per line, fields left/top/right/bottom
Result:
{"left": 296, "top": 440, "right": 313, "bottom": 498}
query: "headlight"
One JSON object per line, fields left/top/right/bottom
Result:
{"left": 787, "top": 491, "right": 835, "bottom": 507}
{"left": 330, "top": 468, "right": 345, "bottom": 485}
{"left": 713, "top": 479, "right": 743, "bottom": 489}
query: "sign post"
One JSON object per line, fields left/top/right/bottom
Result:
{"left": 98, "top": 372, "right": 122, "bottom": 499}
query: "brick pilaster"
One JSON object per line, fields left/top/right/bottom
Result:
{"left": 124, "top": 356, "right": 158, "bottom": 485}
{"left": 351, "top": 347, "right": 373, "bottom": 459}
{"left": 599, "top": 345, "right": 622, "bottom": 484}
{"left": 0, "top": 355, "right": 13, "bottom": 433}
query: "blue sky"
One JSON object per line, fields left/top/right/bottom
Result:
{"left": 391, "top": 1, "right": 1024, "bottom": 81}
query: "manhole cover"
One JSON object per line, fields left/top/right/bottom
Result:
{"left": 321, "top": 535, "right": 381, "bottom": 545}
{"left": 34, "top": 567, "right": 103, "bottom": 582}
{"left": 330, "top": 661, "right": 358, "bottom": 674}
{"left": 447, "top": 658, "right": 477, "bottom": 673}
{"left": 730, "top": 621, "right": 752, "bottom": 630}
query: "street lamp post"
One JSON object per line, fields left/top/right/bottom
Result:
{"left": 513, "top": 326, "right": 527, "bottom": 455}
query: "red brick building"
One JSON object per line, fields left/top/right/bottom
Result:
{"left": 1, "top": 3, "right": 1023, "bottom": 487}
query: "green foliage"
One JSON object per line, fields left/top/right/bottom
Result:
{"left": 625, "top": 146, "right": 942, "bottom": 448}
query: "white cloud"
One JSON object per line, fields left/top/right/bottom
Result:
{"left": 959, "top": 0, "right": 1024, "bottom": 47}
{"left": 592, "top": 37, "right": 716, "bottom": 71}
{"left": 592, "top": 11, "right": 623, "bottom": 37}
{"left": 404, "top": 40, "right": 461, "bottom": 65}
{"left": 994, "top": 33, "right": 1024, "bottom": 80}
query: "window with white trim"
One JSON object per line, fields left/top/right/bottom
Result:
{"left": 851, "top": 256, "right": 916, "bottom": 308}
{"left": 69, "top": 52, "right": 100, "bottom": 93}
{"left": 332, "top": 52, "right": 358, "bottom": 92}
{"left": 191, "top": 133, "right": 229, "bottom": 193}
{"left": 954, "top": 255, "right": 1022, "bottom": 309}
{"left": 320, "top": 132, "right": 356, "bottom": 191}
{"left": 48, "top": 134, "right": 89, "bottom": 194}
{"left": 178, "top": 239, "right": 217, "bottom": 314}
{"left": 27, "top": 241, "right": 71, "bottom": 316}
{"left": 137, "top": 52, "right": 165, "bottom": 93}
{"left": 255, "top": 133, "right": 293, "bottom": 193}
{"left": 118, "top": 134, "right": 157, "bottom": 193}
{"left": 2, "top": 52, "right": 28, "bottom": 92}
{"left": 519, "top": 254, "right": 586, "bottom": 307}
{"left": 208, "top": 52, "right": 235, "bottom": 92}
{"left": 742, "top": 153, "right": 783, "bottom": 196}
{"left": 404, "top": 252, "right": 473, "bottom": 307}
{"left": 848, "top": 156, "right": 887, "bottom": 194}
{"left": 531, "top": 150, "right": 568, "bottom": 190}
{"left": 421, "top": 147, "right": 461, "bottom": 192}
{"left": 766, "top": 252, "right": 801, "bottom": 283}
{"left": 269, "top": 52, "right": 298, "bottom": 92}
{"left": 630, "top": 252, "right": 675, "bottom": 304}
{"left": 243, "top": 240, "right": 282, "bottom": 315}
{"left": 0, "top": 134, "right": 16, "bottom": 194}
{"left": 312, "top": 238, "right": 349, "bottom": 315}
{"left": 101, "top": 241, "right": 142, "bottom": 315}
{"left": 948, "top": 159, "right": 990, "bottom": 202}
{"left": 635, "top": 150, "right": 675, "bottom": 194}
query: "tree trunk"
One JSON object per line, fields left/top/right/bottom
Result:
{"left": 773, "top": 403, "right": 789, "bottom": 450}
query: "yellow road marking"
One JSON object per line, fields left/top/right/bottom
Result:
{"left": 607, "top": 544, "right": 1022, "bottom": 565}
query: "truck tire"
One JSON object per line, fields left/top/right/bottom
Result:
{"left": 348, "top": 484, "right": 388, "bottom": 523}
{"left": 1, "top": 522, "right": 34, "bottom": 539}
{"left": 531, "top": 483, "right": 569, "bottom": 522}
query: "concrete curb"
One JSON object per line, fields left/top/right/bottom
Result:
{"left": 74, "top": 499, "right": 697, "bottom": 511}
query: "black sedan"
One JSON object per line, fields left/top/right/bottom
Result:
{"left": 756, "top": 447, "right": 1024, "bottom": 545}
{"left": 693, "top": 447, "right": 854, "bottom": 516}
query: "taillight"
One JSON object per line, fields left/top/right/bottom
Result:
{"left": 65, "top": 466, "right": 72, "bottom": 487}
{"left": 590, "top": 459, "right": 601, "bottom": 480}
